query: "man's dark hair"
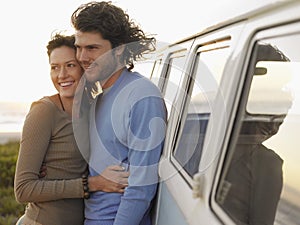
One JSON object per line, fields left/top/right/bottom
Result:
{"left": 71, "top": 1, "right": 156, "bottom": 70}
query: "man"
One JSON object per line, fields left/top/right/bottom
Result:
{"left": 71, "top": 1, "right": 167, "bottom": 225}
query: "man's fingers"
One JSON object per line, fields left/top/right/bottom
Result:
{"left": 38, "top": 171, "right": 46, "bottom": 178}
{"left": 38, "top": 164, "right": 47, "bottom": 178}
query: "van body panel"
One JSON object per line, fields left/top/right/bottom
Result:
{"left": 149, "top": 1, "right": 300, "bottom": 224}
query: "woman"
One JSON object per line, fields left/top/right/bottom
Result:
{"left": 14, "top": 33, "right": 128, "bottom": 225}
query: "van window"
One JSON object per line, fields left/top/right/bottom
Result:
{"left": 162, "top": 55, "right": 186, "bottom": 119}
{"left": 150, "top": 59, "right": 163, "bottom": 87}
{"left": 216, "top": 34, "right": 300, "bottom": 225}
{"left": 172, "top": 40, "right": 230, "bottom": 178}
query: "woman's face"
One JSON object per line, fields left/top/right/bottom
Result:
{"left": 49, "top": 46, "right": 84, "bottom": 98}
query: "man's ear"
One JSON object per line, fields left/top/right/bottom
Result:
{"left": 115, "top": 44, "right": 125, "bottom": 56}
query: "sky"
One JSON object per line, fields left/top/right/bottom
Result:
{"left": 0, "top": 0, "right": 273, "bottom": 103}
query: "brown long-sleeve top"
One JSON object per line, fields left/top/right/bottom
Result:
{"left": 14, "top": 96, "right": 88, "bottom": 225}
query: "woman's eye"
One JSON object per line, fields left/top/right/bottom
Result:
{"left": 51, "top": 66, "right": 59, "bottom": 70}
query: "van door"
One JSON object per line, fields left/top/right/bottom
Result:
{"left": 153, "top": 23, "right": 245, "bottom": 225}
{"left": 212, "top": 21, "right": 300, "bottom": 225}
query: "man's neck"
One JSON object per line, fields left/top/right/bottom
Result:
{"left": 102, "top": 68, "right": 124, "bottom": 89}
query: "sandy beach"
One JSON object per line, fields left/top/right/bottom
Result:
{"left": 0, "top": 132, "right": 21, "bottom": 144}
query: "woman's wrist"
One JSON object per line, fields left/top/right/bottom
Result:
{"left": 88, "top": 175, "right": 104, "bottom": 192}
{"left": 82, "top": 174, "right": 90, "bottom": 199}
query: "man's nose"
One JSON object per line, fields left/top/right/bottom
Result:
{"left": 77, "top": 49, "right": 89, "bottom": 62}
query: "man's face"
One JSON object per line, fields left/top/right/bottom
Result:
{"left": 74, "top": 31, "right": 118, "bottom": 83}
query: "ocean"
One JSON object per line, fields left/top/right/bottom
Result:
{"left": 0, "top": 102, "right": 30, "bottom": 144}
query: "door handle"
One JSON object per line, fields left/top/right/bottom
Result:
{"left": 192, "top": 172, "right": 205, "bottom": 198}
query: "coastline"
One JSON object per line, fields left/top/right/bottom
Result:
{"left": 0, "top": 132, "right": 21, "bottom": 144}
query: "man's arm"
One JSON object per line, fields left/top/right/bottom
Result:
{"left": 114, "top": 94, "right": 167, "bottom": 225}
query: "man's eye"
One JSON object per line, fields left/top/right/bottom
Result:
{"left": 67, "top": 63, "right": 76, "bottom": 68}
{"left": 87, "top": 46, "right": 97, "bottom": 50}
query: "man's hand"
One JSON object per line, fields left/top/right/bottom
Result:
{"left": 38, "top": 163, "right": 47, "bottom": 178}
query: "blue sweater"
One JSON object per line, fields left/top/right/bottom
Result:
{"left": 85, "top": 69, "right": 167, "bottom": 225}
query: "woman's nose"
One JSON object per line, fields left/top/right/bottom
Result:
{"left": 58, "top": 67, "right": 67, "bottom": 78}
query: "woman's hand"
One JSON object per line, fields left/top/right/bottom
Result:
{"left": 88, "top": 165, "right": 129, "bottom": 193}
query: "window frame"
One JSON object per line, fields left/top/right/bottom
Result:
{"left": 170, "top": 37, "right": 232, "bottom": 186}
{"left": 211, "top": 21, "right": 300, "bottom": 224}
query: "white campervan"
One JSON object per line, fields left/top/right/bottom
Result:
{"left": 147, "top": 1, "right": 300, "bottom": 224}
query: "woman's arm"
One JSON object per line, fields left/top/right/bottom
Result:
{"left": 14, "top": 101, "right": 83, "bottom": 203}
{"left": 14, "top": 100, "right": 128, "bottom": 204}
{"left": 37, "top": 164, "right": 129, "bottom": 193}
